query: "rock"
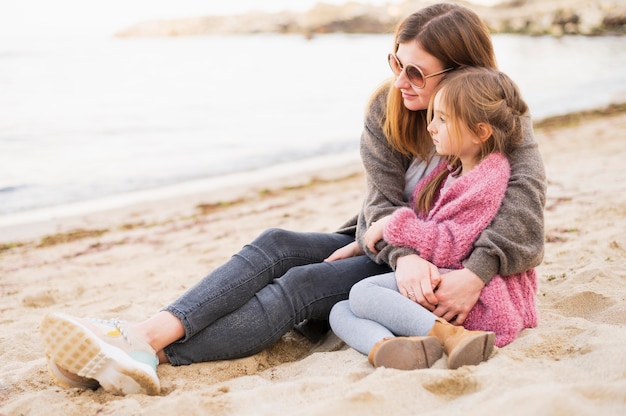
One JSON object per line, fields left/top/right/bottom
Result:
{"left": 113, "top": 0, "right": 626, "bottom": 38}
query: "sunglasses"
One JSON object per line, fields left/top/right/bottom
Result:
{"left": 388, "top": 53, "right": 454, "bottom": 89}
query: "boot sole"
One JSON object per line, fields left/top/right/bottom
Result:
{"left": 40, "top": 312, "right": 160, "bottom": 395}
{"left": 372, "top": 336, "right": 443, "bottom": 370}
{"left": 447, "top": 331, "right": 495, "bottom": 370}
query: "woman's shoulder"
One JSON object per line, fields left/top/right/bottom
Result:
{"left": 365, "top": 83, "right": 390, "bottom": 118}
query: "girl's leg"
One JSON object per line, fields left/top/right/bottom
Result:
{"left": 330, "top": 272, "right": 437, "bottom": 354}
{"left": 348, "top": 272, "right": 437, "bottom": 336}
{"left": 164, "top": 254, "right": 391, "bottom": 364}
{"left": 329, "top": 300, "right": 394, "bottom": 355}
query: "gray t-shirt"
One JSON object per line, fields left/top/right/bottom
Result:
{"left": 404, "top": 153, "right": 441, "bottom": 202}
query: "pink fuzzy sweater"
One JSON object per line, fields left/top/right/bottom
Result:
{"left": 383, "top": 153, "right": 538, "bottom": 347}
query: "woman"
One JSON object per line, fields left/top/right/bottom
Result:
{"left": 330, "top": 67, "right": 539, "bottom": 371}
{"left": 40, "top": 3, "right": 545, "bottom": 395}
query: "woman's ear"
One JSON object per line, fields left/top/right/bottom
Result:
{"left": 474, "top": 122, "right": 493, "bottom": 143}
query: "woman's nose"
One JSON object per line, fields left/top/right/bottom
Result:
{"left": 393, "top": 69, "right": 410, "bottom": 89}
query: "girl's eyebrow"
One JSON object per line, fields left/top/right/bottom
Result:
{"left": 433, "top": 108, "right": 447, "bottom": 117}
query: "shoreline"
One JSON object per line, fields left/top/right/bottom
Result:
{"left": 0, "top": 152, "right": 361, "bottom": 245}
{"left": 1, "top": 102, "right": 624, "bottom": 248}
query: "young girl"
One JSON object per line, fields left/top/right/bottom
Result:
{"left": 329, "top": 67, "right": 539, "bottom": 370}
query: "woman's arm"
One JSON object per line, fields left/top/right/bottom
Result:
{"left": 354, "top": 88, "right": 418, "bottom": 264}
{"left": 462, "top": 116, "right": 546, "bottom": 284}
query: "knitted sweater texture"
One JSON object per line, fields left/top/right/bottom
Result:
{"left": 384, "top": 153, "right": 538, "bottom": 347}
{"left": 336, "top": 87, "right": 546, "bottom": 285}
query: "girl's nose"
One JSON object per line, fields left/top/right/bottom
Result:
{"left": 427, "top": 120, "right": 436, "bottom": 135}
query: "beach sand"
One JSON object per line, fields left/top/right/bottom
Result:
{"left": 1, "top": 110, "right": 625, "bottom": 415}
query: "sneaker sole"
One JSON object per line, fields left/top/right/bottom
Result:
{"left": 47, "top": 358, "right": 99, "bottom": 390}
{"left": 40, "top": 312, "right": 160, "bottom": 395}
{"left": 372, "top": 336, "right": 443, "bottom": 370}
{"left": 447, "top": 331, "right": 495, "bottom": 370}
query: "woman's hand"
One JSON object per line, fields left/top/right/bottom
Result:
{"left": 364, "top": 215, "right": 392, "bottom": 254}
{"left": 395, "top": 254, "right": 441, "bottom": 310}
{"left": 432, "top": 268, "right": 484, "bottom": 324}
{"left": 324, "top": 241, "right": 364, "bottom": 262}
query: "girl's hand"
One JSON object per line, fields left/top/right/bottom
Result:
{"left": 395, "top": 254, "right": 441, "bottom": 309}
{"left": 364, "top": 215, "right": 392, "bottom": 254}
{"left": 432, "top": 268, "right": 484, "bottom": 324}
{"left": 324, "top": 241, "right": 364, "bottom": 262}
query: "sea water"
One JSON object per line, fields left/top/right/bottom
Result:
{"left": 1, "top": 33, "right": 625, "bottom": 219}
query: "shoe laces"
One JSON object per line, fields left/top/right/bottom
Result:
{"left": 90, "top": 317, "right": 134, "bottom": 346}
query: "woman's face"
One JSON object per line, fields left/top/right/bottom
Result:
{"left": 394, "top": 41, "right": 448, "bottom": 111}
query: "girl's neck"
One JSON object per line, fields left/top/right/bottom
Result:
{"left": 458, "top": 155, "right": 481, "bottom": 176}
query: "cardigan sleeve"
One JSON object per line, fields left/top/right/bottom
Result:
{"left": 353, "top": 87, "right": 418, "bottom": 265}
{"left": 384, "top": 154, "right": 511, "bottom": 269}
{"left": 463, "top": 115, "right": 546, "bottom": 284}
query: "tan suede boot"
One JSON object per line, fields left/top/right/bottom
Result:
{"left": 427, "top": 318, "right": 495, "bottom": 369}
{"left": 368, "top": 336, "right": 443, "bottom": 370}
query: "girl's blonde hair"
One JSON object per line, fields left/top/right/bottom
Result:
{"left": 415, "top": 67, "right": 529, "bottom": 215}
{"left": 377, "top": 3, "right": 497, "bottom": 160}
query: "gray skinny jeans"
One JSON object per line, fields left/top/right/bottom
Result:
{"left": 162, "top": 228, "right": 391, "bottom": 365}
{"left": 329, "top": 272, "right": 437, "bottom": 355}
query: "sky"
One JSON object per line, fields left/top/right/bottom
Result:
{"left": 0, "top": 0, "right": 500, "bottom": 37}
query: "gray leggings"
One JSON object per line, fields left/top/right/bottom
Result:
{"left": 329, "top": 272, "right": 437, "bottom": 355}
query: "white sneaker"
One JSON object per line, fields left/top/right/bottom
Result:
{"left": 40, "top": 312, "right": 160, "bottom": 395}
{"left": 47, "top": 358, "right": 99, "bottom": 390}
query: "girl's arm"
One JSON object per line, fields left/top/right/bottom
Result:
{"left": 384, "top": 154, "right": 511, "bottom": 268}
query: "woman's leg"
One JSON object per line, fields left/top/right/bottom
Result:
{"left": 128, "top": 228, "right": 354, "bottom": 359}
{"left": 40, "top": 228, "right": 376, "bottom": 392}
{"left": 162, "top": 228, "right": 354, "bottom": 341}
{"left": 164, "top": 254, "right": 391, "bottom": 364}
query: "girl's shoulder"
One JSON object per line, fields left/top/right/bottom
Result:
{"left": 468, "top": 152, "right": 511, "bottom": 188}
{"left": 479, "top": 152, "right": 510, "bottom": 171}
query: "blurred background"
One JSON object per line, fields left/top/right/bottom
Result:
{"left": 1, "top": 0, "right": 625, "bottom": 223}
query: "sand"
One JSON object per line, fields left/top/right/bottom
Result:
{"left": 1, "top": 111, "right": 625, "bottom": 415}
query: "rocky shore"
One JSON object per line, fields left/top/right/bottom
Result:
{"left": 114, "top": 0, "right": 626, "bottom": 38}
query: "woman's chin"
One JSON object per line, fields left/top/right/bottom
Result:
{"left": 403, "top": 98, "right": 427, "bottom": 112}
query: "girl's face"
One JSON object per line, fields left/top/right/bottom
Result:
{"left": 394, "top": 41, "right": 449, "bottom": 111}
{"left": 427, "top": 90, "right": 481, "bottom": 161}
